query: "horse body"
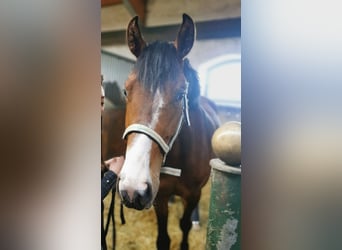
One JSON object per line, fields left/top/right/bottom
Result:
{"left": 102, "top": 82, "right": 126, "bottom": 161}
{"left": 101, "top": 99, "right": 126, "bottom": 160}
{"left": 156, "top": 96, "right": 219, "bottom": 249}
{"left": 102, "top": 14, "right": 220, "bottom": 250}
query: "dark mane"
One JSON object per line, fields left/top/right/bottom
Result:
{"left": 134, "top": 41, "right": 182, "bottom": 93}
{"left": 183, "top": 58, "right": 200, "bottom": 108}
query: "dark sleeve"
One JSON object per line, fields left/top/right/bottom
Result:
{"left": 101, "top": 170, "right": 117, "bottom": 200}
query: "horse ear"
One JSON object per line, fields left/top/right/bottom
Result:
{"left": 127, "top": 16, "right": 146, "bottom": 58}
{"left": 175, "top": 14, "right": 195, "bottom": 59}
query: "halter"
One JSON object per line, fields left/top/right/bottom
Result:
{"left": 122, "top": 82, "right": 191, "bottom": 170}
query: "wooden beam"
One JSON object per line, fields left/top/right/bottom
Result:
{"left": 101, "top": 18, "right": 241, "bottom": 46}
{"left": 102, "top": 0, "right": 147, "bottom": 25}
{"left": 101, "top": 0, "right": 122, "bottom": 7}
{"left": 123, "top": 0, "right": 146, "bottom": 25}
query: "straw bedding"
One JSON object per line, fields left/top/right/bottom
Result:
{"left": 103, "top": 178, "right": 211, "bottom": 250}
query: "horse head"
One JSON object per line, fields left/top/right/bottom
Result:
{"left": 118, "top": 14, "right": 195, "bottom": 210}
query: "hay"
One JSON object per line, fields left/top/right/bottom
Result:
{"left": 103, "top": 178, "right": 212, "bottom": 250}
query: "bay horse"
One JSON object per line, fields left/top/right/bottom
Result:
{"left": 102, "top": 81, "right": 126, "bottom": 162}
{"left": 102, "top": 14, "right": 220, "bottom": 249}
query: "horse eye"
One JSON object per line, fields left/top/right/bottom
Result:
{"left": 123, "top": 89, "right": 128, "bottom": 97}
{"left": 175, "top": 92, "right": 185, "bottom": 102}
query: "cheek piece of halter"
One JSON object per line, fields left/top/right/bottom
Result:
{"left": 122, "top": 82, "right": 191, "bottom": 166}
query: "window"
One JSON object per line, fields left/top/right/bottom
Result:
{"left": 199, "top": 54, "right": 241, "bottom": 107}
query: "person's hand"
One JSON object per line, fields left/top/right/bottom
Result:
{"left": 104, "top": 156, "right": 124, "bottom": 175}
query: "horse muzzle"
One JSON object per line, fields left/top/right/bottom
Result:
{"left": 118, "top": 179, "right": 153, "bottom": 210}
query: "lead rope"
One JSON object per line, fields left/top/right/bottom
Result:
{"left": 104, "top": 188, "right": 116, "bottom": 250}
{"left": 101, "top": 158, "right": 108, "bottom": 250}
{"left": 102, "top": 183, "right": 126, "bottom": 250}
{"left": 101, "top": 200, "right": 107, "bottom": 250}
{"left": 101, "top": 157, "right": 117, "bottom": 250}
{"left": 120, "top": 202, "right": 126, "bottom": 224}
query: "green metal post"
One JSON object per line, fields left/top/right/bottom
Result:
{"left": 206, "top": 158, "right": 241, "bottom": 250}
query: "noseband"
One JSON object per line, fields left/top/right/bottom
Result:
{"left": 122, "top": 83, "right": 191, "bottom": 164}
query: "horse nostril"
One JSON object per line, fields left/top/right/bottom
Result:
{"left": 135, "top": 182, "right": 152, "bottom": 209}
{"left": 119, "top": 182, "right": 152, "bottom": 210}
{"left": 144, "top": 182, "right": 152, "bottom": 199}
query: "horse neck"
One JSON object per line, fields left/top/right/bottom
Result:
{"left": 166, "top": 97, "right": 220, "bottom": 164}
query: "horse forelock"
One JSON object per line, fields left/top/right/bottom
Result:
{"left": 133, "top": 41, "right": 200, "bottom": 109}
{"left": 134, "top": 41, "right": 182, "bottom": 94}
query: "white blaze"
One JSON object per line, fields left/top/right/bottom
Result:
{"left": 149, "top": 90, "right": 165, "bottom": 128}
{"left": 119, "top": 134, "right": 152, "bottom": 195}
{"left": 119, "top": 90, "right": 165, "bottom": 196}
